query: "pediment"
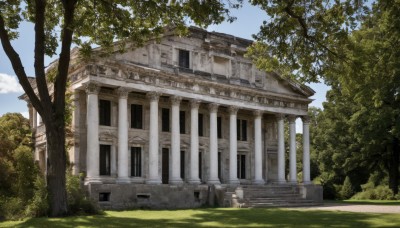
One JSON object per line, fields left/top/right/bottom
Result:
{"left": 129, "top": 136, "right": 147, "bottom": 144}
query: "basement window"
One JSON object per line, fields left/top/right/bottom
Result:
{"left": 99, "top": 192, "right": 110, "bottom": 202}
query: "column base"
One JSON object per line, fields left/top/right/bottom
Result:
{"left": 252, "top": 179, "right": 265, "bottom": 185}
{"left": 84, "top": 177, "right": 102, "bottom": 185}
{"left": 207, "top": 179, "right": 221, "bottom": 185}
{"left": 288, "top": 180, "right": 298, "bottom": 185}
{"left": 146, "top": 178, "right": 162, "bottom": 185}
{"left": 169, "top": 178, "right": 184, "bottom": 185}
{"left": 302, "top": 181, "right": 312, "bottom": 185}
{"left": 116, "top": 177, "right": 131, "bottom": 184}
{"left": 227, "top": 178, "right": 240, "bottom": 185}
{"left": 275, "top": 179, "right": 287, "bottom": 184}
{"left": 187, "top": 178, "right": 201, "bottom": 185}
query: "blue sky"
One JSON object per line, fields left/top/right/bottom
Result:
{"left": 0, "top": 2, "right": 329, "bottom": 119}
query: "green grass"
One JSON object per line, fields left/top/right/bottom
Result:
{"left": 325, "top": 199, "right": 400, "bottom": 205}
{"left": 1, "top": 208, "right": 400, "bottom": 228}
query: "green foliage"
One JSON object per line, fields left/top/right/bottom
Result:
{"left": 340, "top": 176, "right": 355, "bottom": 199}
{"left": 25, "top": 174, "right": 49, "bottom": 218}
{"left": 66, "top": 171, "right": 98, "bottom": 215}
{"left": 352, "top": 185, "right": 400, "bottom": 200}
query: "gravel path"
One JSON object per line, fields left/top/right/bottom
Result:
{"left": 288, "top": 204, "right": 400, "bottom": 214}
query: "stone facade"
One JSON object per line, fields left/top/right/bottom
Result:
{"left": 26, "top": 27, "right": 322, "bottom": 209}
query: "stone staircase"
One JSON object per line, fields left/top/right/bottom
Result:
{"left": 229, "top": 185, "right": 320, "bottom": 208}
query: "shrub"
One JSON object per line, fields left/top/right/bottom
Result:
{"left": 0, "top": 197, "right": 24, "bottom": 220}
{"left": 352, "top": 185, "right": 400, "bottom": 200}
{"left": 339, "top": 176, "right": 355, "bottom": 199}
{"left": 25, "top": 174, "right": 49, "bottom": 217}
{"left": 66, "top": 171, "right": 98, "bottom": 215}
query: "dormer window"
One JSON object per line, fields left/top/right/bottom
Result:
{"left": 179, "top": 49, "right": 190, "bottom": 68}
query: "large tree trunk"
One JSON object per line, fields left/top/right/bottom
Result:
{"left": 389, "top": 137, "right": 400, "bottom": 195}
{"left": 45, "top": 114, "right": 68, "bottom": 216}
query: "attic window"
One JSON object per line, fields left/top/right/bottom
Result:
{"left": 179, "top": 50, "right": 190, "bottom": 68}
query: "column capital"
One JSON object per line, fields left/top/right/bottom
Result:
{"left": 208, "top": 103, "right": 219, "bottom": 112}
{"left": 146, "top": 91, "right": 161, "bottom": 101}
{"left": 228, "top": 106, "right": 239, "bottom": 115}
{"left": 287, "top": 115, "right": 297, "bottom": 123}
{"left": 170, "top": 96, "right": 182, "bottom": 105}
{"left": 190, "top": 99, "right": 201, "bottom": 109}
{"left": 116, "top": 87, "right": 130, "bottom": 98}
{"left": 301, "top": 116, "right": 311, "bottom": 124}
{"left": 85, "top": 82, "right": 100, "bottom": 95}
{"left": 275, "top": 113, "right": 285, "bottom": 120}
{"left": 253, "top": 110, "right": 263, "bottom": 118}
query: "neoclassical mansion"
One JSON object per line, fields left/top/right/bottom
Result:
{"left": 26, "top": 27, "right": 322, "bottom": 209}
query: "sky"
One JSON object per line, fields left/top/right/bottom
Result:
{"left": 0, "top": 2, "right": 329, "bottom": 125}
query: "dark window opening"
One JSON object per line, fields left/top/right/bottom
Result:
{"left": 179, "top": 49, "right": 190, "bottom": 69}
{"left": 237, "top": 119, "right": 248, "bottom": 141}
{"left": 162, "top": 108, "right": 170, "bottom": 132}
{"left": 131, "top": 104, "right": 143, "bottom": 129}
{"left": 194, "top": 191, "right": 200, "bottom": 202}
{"left": 217, "top": 117, "right": 222, "bottom": 139}
{"left": 180, "top": 150, "right": 185, "bottom": 179}
{"left": 237, "top": 154, "right": 246, "bottom": 179}
{"left": 162, "top": 148, "right": 169, "bottom": 184}
{"left": 137, "top": 194, "right": 150, "bottom": 199}
{"left": 100, "top": 145, "right": 111, "bottom": 175}
{"left": 199, "top": 151, "right": 202, "bottom": 181}
{"left": 198, "top": 113, "right": 204, "bottom": 136}
{"left": 131, "top": 147, "right": 142, "bottom": 177}
{"left": 180, "top": 111, "right": 186, "bottom": 134}
{"left": 99, "top": 192, "right": 110, "bottom": 202}
{"left": 218, "top": 152, "right": 222, "bottom": 180}
{"left": 99, "top": 99, "right": 111, "bottom": 126}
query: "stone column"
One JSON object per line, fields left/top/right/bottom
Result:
{"left": 228, "top": 106, "right": 240, "bottom": 185}
{"left": 117, "top": 87, "right": 130, "bottom": 183}
{"left": 146, "top": 92, "right": 162, "bottom": 184}
{"left": 276, "top": 114, "right": 286, "bottom": 184}
{"left": 288, "top": 115, "right": 297, "bottom": 184}
{"left": 32, "top": 107, "right": 38, "bottom": 129}
{"left": 253, "top": 110, "right": 265, "bottom": 185}
{"left": 207, "top": 103, "right": 220, "bottom": 184}
{"left": 85, "top": 82, "right": 101, "bottom": 183}
{"left": 302, "top": 116, "right": 311, "bottom": 184}
{"left": 170, "top": 96, "right": 183, "bottom": 184}
{"left": 188, "top": 99, "right": 201, "bottom": 184}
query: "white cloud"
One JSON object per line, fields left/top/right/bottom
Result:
{"left": 0, "top": 73, "right": 23, "bottom": 94}
{"left": 21, "top": 111, "right": 29, "bottom": 118}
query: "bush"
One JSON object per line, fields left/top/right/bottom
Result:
{"left": 25, "top": 174, "right": 49, "bottom": 217}
{"left": 339, "top": 176, "right": 355, "bottom": 199}
{"left": 0, "top": 197, "right": 24, "bottom": 220}
{"left": 66, "top": 171, "right": 98, "bottom": 215}
{"left": 352, "top": 185, "right": 400, "bottom": 200}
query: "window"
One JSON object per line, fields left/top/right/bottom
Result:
{"left": 99, "top": 192, "right": 110, "bottom": 202}
{"left": 100, "top": 145, "right": 111, "bottom": 175}
{"left": 237, "top": 119, "right": 247, "bottom": 141}
{"left": 180, "top": 150, "right": 185, "bottom": 179}
{"left": 99, "top": 100, "right": 111, "bottom": 126}
{"left": 131, "top": 147, "right": 142, "bottom": 177}
{"left": 218, "top": 152, "right": 222, "bottom": 180}
{"left": 198, "top": 113, "right": 204, "bottom": 136}
{"left": 199, "top": 151, "right": 202, "bottom": 181}
{"left": 237, "top": 154, "right": 246, "bottom": 179}
{"left": 162, "top": 108, "right": 170, "bottom": 132}
{"left": 180, "top": 111, "right": 185, "bottom": 134}
{"left": 179, "top": 49, "right": 190, "bottom": 68}
{"left": 217, "top": 117, "right": 222, "bottom": 139}
{"left": 131, "top": 104, "right": 143, "bottom": 129}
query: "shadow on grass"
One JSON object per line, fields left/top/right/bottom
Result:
{"left": 6, "top": 208, "right": 400, "bottom": 227}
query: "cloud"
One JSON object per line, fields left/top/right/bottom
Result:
{"left": 0, "top": 73, "right": 23, "bottom": 94}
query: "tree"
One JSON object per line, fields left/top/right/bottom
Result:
{"left": 0, "top": 0, "right": 241, "bottom": 216}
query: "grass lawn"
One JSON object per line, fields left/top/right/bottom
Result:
{"left": 325, "top": 199, "right": 400, "bottom": 205}
{"left": 1, "top": 208, "right": 400, "bottom": 228}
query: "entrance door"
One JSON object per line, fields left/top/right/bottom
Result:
{"left": 162, "top": 148, "right": 169, "bottom": 184}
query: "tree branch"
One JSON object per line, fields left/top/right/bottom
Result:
{"left": 284, "top": 1, "right": 340, "bottom": 58}
{"left": 54, "top": 0, "right": 77, "bottom": 116}
{"left": 34, "top": 0, "right": 52, "bottom": 117}
{"left": 0, "top": 13, "right": 44, "bottom": 114}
